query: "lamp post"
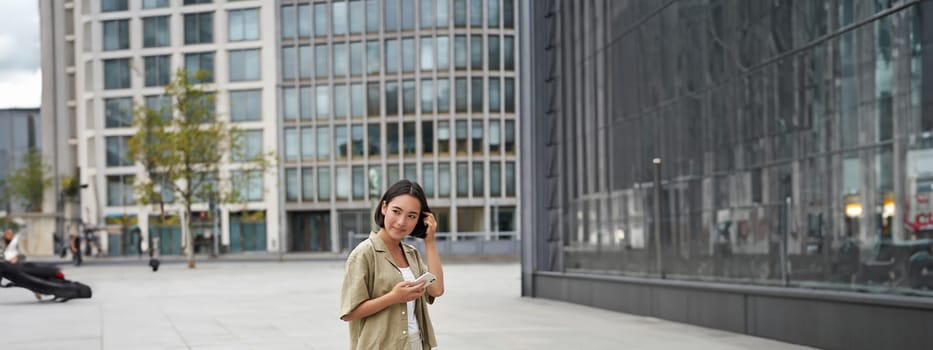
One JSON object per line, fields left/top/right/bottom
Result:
{"left": 653, "top": 158, "right": 664, "bottom": 278}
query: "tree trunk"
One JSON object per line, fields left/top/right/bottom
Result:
{"left": 183, "top": 207, "right": 196, "bottom": 268}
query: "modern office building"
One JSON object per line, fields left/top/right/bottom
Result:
{"left": 39, "top": 0, "right": 519, "bottom": 255}
{"left": 521, "top": 0, "right": 933, "bottom": 349}
{"left": 0, "top": 108, "right": 41, "bottom": 215}
{"left": 278, "top": 0, "right": 519, "bottom": 252}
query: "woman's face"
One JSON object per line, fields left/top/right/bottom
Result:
{"left": 381, "top": 194, "right": 422, "bottom": 240}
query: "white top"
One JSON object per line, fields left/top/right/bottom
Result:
{"left": 398, "top": 267, "right": 420, "bottom": 335}
{"left": 3, "top": 233, "right": 22, "bottom": 261}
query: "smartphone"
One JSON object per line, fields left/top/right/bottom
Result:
{"left": 412, "top": 271, "right": 437, "bottom": 288}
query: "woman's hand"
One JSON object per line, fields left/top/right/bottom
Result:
{"left": 390, "top": 280, "right": 427, "bottom": 303}
{"left": 423, "top": 211, "right": 438, "bottom": 242}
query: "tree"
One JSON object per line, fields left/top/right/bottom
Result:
{"left": 128, "top": 69, "right": 274, "bottom": 268}
{"left": 6, "top": 148, "right": 53, "bottom": 212}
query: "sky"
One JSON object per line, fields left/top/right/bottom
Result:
{"left": 0, "top": 2, "right": 41, "bottom": 109}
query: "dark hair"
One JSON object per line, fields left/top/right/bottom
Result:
{"left": 374, "top": 179, "right": 432, "bottom": 238}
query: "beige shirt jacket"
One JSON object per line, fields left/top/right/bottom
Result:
{"left": 340, "top": 232, "right": 437, "bottom": 350}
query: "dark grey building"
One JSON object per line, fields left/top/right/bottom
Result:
{"left": 520, "top": 1, "right": 933, "bottom": 349}
{"left": 0, "top": 108, "right": 41, "bottom": 214}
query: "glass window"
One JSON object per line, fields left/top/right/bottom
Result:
{"left": 283, "top": 87, "right": 298, "bottom": 120}
{"left": 401, "top": 0, "right": 415, "bottom": 30}
{"left": 229, "top": 49, "right": 260, "bottom": 82}
{"left": 299, "top": 4, "right": 312, "bottom": 37}
{"left": 106, "top": 175, "right": 135, "bottom": 206}
{"left": 437, "top": 120, "right": 450, "bottom": 153}
{"left": 300, "top": 86, "right": 313, "bottom": 119}
{"left": 144, "top": 55, "right": 171, "bottom": 87}
{"left": 421, "top": 79, "right": 434, "bottom": 113}
{"left": 299, "top": 45, "right": 313, "bottom": 78}
{"left": 103, "top": 20, "right": 129, "bottom": 51}
{"left": 388, "top": 164, "right": 401, "bottom": 186}
{"left": 336, "top": 166, "right": 350, "bottom": 200}
{"left": 420, "top": 0, "right": 434, "bottom": 28}
{"left": 286, "top": 168, "right": 298, "bottom": 201}
{"left": 387, "top": 122, "right": 399, "bottom": 155}
{"left": 234, "top": 130, "right": 262, "bottom": 162}
{"left": 403, "top": 122, "right": 416, "bottom": 154}
{"left": 505, "top": 78, "right": 515, "bottom": 113}
{"left": 143, "top": 16, "right": 170, "bottom": 48}
{"left": 489, "top": 161, "right": 501, "bottom": 196}
{"left": 228, "top": 8, "right": 259, "bottom": 42}
{"left": 385, "top": 39, "right": 399, "bottom": 73}
{"left": 282, "top": 47, "right": 296, "bottom": 80}
{"left": 185, "top": 52, "right": 215, "bottom": 83}
{"left": 470, "top": 0, "right": 482, "bottom": 27}
{"left": 403, "top": 80, "right": 416, "bottom": 114}
{"left": 454, "top": 35, "right": 467, "bottom": 70}
{"left": 386, "top": 81, "right": 399, "bottom": 115}
{"left": 334, "top": 43, "right": 348, "bottom": 76}
{"left": 488, "top": 0, "right": 499, "bottom": 27}
{"left": 351, "top": 124, "right": 364, "bottom": 157}
{"left": 350, "top": 41, "right": 363, "bottom": 75}
{"left": 454, "top": 0, "right": 467, "bottom": 27}
{"left": 436, "top": 36, "right": 449, "bottom": 70}
{"left": 437, "top": 0, "right": 449, "bottom": 27}
{"left": 455, "top": 120, "right": 467, "bottom": 154}
{"left": 335, "top": 125, "right": 348, "bottom": 159}
{"left": 504, "top": 119, "right": 515, "bottom": 153}
{"left": 313, "top": 3, "right": 327, "bottom": 36}
{"left": 184, "top": 0, "right": 212, "bottom": 4}
{"left": 106, "top": 136, "right": 132, "bottom": 167}
{"left": 353, "top": 166, "right": 365, "bottom": 199}
{"left": 402, "top": 38, "right": 415, "bottom": 72}
{"left": 318, "top": 167, "right": 331, "bottom": 200}
{"left": 385, "top": 0, "right": 399, "bottom": 31}
{"left": 105, "top": 97, "right": 133, "bottom": 128}
{"left": 102, "top": 0, "right": 128, "bottom": 12}
{"left": 230, "top": 89, "right": 261, "bottom": 122}
{"left": 366, "top": 0, "right": 380, "bottom": 33}
{"left": 302, "top": 168, "right": 315, "bottom": 201}
{"left": 422, "top": 120, "right": 434, "bottom": 153}
{"left": 366, "top": 41, "right": 381, "bottom": 75}
{"left": 456, "top": 162, "right": 469, "bottom": 197}
{"left": 488, "top": 119, "right": 501, "bottom": 152}
{"left": 455, "top": 78, "right": 467, "bottom": 112}
{"left": 437, "top": 78, "right": 450, "bottom": 113}
{"left": 351, "top": 83, "right": 365, "bottom": 117}
{"left": 471, "top": 120, "right": 484, "bottom": 154}
{"left": 333, "top": 1, "right": 348, "bottom": 35}
{"left": 367, "top": 123, "right": 381, "bottom": 156}
{"left": 301, "top": 128, "right": 314, "bottom": 160}
{"left": 471, "top": 77, "right": 483, "bottom": 112}
{"left": 143, "top": 0, "right": 169, "bottom": 9}
{"left": 488, "top": 35, "right": 500, "bottom": 70}
{"left": 404, "top": 163, "right": 417, "bottom": 181}
{"left": 315, "top": 44, "right": 329, "bottom": 78}
{"left": 438, "top": 162, "right": 451, "bottom": 196}
{"left": 281, "top": 6, "right": 296, "bottom": 39}
{"left": 422, "top": 163, "right": 435, "bottom": 196}
{"left": 349, "top": 0, "right": 363, "bottom": 34}
{"left": 503, "top": 0, "right": 513, "bottom": 28}
{"left": 505, "top": 161, "right": 515, "bottom": 196}
{"left": 367, "top": 82, "right": 381, "bottom": 116}
{"left": 472, "top": 161, "right": 484, "bottom": 196}
{"left": 317, "top": 126, "right": 331, "bottom": 159}
{"left": 470, "top": 35, "right": 483, "bottom": 70}
{"left": 145, "top": 95, "right": 172, "bottom": 121}
{"left": 421, "top": 36, "right": 434, "bottom": 71}
{"left": 284, "top": 128, "right": 298, "bottom": 160}
{"left": 104, "top": 58, "right": 130, "bottom": 90}
{"left": 184, "top": 12, "right": 214, "bottom": 44}
{"left": 503, "top": 36, "right": 514, "bottom": 70}
{"left": 316, "top": 86, "right": 331, "bottom": 119}
{"left": 489, "top": 78, "right": 501, "bottom": 112}
{"left": 334, "top": 84, "right": 348, "bottom": 118}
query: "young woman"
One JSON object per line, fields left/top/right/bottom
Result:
{"left": 340, "top": 180, "right": 445, "bottom": 350}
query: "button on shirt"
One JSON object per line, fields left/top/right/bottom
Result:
{"left": 340, "top": 233, "right": 437, "bottom": 350}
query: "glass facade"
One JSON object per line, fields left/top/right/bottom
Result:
{"left": 281, "top": 0, "right": 519, "bottom": 252}
{"left": 526, "top": 0, "right": 933, "bottom": 298}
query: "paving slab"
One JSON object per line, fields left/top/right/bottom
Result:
{"left": 0, "top": 261, "right": 813, "bottom": 349}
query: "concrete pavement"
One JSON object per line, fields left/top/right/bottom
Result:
{"left": 0, "top": 261, "right": 813, "bottom": 349}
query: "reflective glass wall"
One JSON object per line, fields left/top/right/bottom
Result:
{"left": 529, "top": 0, "right": 933, "bottom": 297}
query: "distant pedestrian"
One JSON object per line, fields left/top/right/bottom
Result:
{"left": 70, "top": 230, "right": 82, "bottom": 266}
{"left": 339, "top": 179, "right": 445, "bottom": 350}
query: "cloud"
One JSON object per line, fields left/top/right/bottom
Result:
{"left": 0, "top": 1, "right": 40, "bottom": 108}
{"left": 0, "top": 69, "right": 41, "bottom": 108}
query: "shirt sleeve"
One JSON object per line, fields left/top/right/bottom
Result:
{"left": 418, "top": 252, "right": 436, "bottom": 305}
{"left": 339, "top": 246, "right": 373, "bottom": 319}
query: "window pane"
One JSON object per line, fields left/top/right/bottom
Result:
{"left": 385, "top": 39, "right": 398, "bottom": 73}
{"left": 299, "top": 4, "right": 312, "bottom": 37}
{"left": 437, "top": 121, "right": 450, "bottom": 153}
{"left": 282, "top": 46, "right": 296, "bottom": 80}
{"left": 318, "top": 167, "right": 331, "bottom": 200}
{"left": 505, "top": 78, "right": 515, "bottom": 113}
{"left": 334, "top": 84, "right": 348, "bottom": 118}
{"left": 353, "top": 166, "right": 365, "bottom": 199}
{"left": 471, "top": 77, "right": 483, "bottom": 112}
{"left": 228, "top": 8, "right": 259, "bottom": 42}
{"left": 403, "top": 122, "right": 417, "bottom": 155}
{"left": 488, "top": 0, "right": 499, "bottom": 27}
{"left": 286, "top": 168, "right": 298, "bottom": 201}
{"left": 230, "top": 89, "right": 261, "bottom": 122}
{"left": 368, "top": 123, "right": 381, "bottom": 156}
{"left": 471, "top": 120, "right": 483, "bottom": 153}
{"left": 185, "top": 52, "right": 214, "bottom": 83}
{"left": 454, "top": 0, "right": 467, "bottom": 27}
{"left": 473, "top": 161, "right": 483, "bottom": 196}
{"left": 503, "top": 0, "right": 514, "bottom": 28}
{"left": 386, "top": 81, "right": 399, "bottom": 115}
{"left": 315, "top": 44, "right": 329, "bottom": 78}
{"left": 145, "top": 95, "right": 172, "bottom": 121}
{"left": 438, "top": 162, "right": 451, "bottom": 196}
{"left": 284, "top": 87, "right": 298, "bottom": 120}
{"left": 421, "top": 36, "right": 434, "bottom": 71}
{"left": 489, "top": 77, "right": 500, "bottom": 112}
{"left": 349, "top": 0, "right": 363, "bottom": 34}
{"left": 436, "top": 36, "right": 449, "bottom": 70}
{"left": 385, "top": 0, "right": 399, "bottom": 31}
{"left": 302, "top": 168, "right": 315, "bottom": 201}
{"left": 105, "top": 97, "right": 133, "bottom": 128}
{"left": 299, "top": 45, "right": 313, "bottom": 78}
{"left": 470, "top": 35, "right": 483, "bottom": 69}
{"left": 333, "top": 43, "right": 348, "bottom": 76}
{"left": 350, "top": 41, "right": 363, "bottom": 75}
{"left": 144, "top": 55, "right": 171, "bottom": 87}
{"left": 103, "top": 20, "right": 129, "bottom": 51}
{"left": 505, "top": 119, "right": 514, "bottom": 153}
{"left": 489, "top": 161, "right": 501, "bottom": 196}
{"left": 420, "top": 0, "right": 434, "bottom": 28}
{"left": 387, "top": 122, "right": 399, "bottom": 155}
{"left": 184, "top": 12, "right": 213, "bottom": 44}
{"left": 455, "top": 78, "right": 467, "bottom": 112}
{"left": 301, "top": 128, "right": 314, "bottom": 160}
{"left": 456, "top": 162, "right": 469, "bottom": 196}
{"left": 421, "top": 79, "right": 434, "bottom": 113}
{"left": 335, "top": 125, "right": 348, "bottom": 159}
{"left": 107, "top": 175, "right": 135, "bottom": 206}
{"left": 281, "top": 6, "right": 296, "bottom": 39}
{"left": 402, "top": 38, "right": 415, "bottom": 72}
{"left": 143, "top": 0, "right": 169, "bottom": 9}
{"left": 336, "top": 166, "right": 350, "bottom": 199}
{"left": 317, "top": 126, "right": 331, "bottom": 159}
{"left": 422, "top": 120, "right": 434, "bottom": 153}
{"left": 367, "top": 41, "right": 381, "bottom": 74}
{"left": 284, "top": 128, "right": 298, "bottom": 160}
{"left": 333, "top": 1, "right": 348, "bottom": 35}
{"left": 102, "top": 0, "right": 128, "bottom": 12}
{"left": 403, "top": 80, "right": 416, "bottom": 114}
{"left": 388, "top": 164, "right": 401, "bottom": 186}
{"left": 106, "top": 136, "right": 132, "bottom": 166}
{"left": 423, "top": 163, "right": 435, "bottom": 196}
{"left": 470, "top": 0, "right": 482, "bottom": 27}
{"left": 351, "top": 83, "right": 365, "bottom": 117}
{"left": 312, "top": 3, "right": 325, "bottom": 37}
{"left": 401, "top": 0, "right": 415, "bottom": 30}
{"left": 300, "top": 86, "right": 313, "bottom": 119}
{"left": 366, "top": 0, "right": 380, "bottom": 33}
{"left": 454, "top": 35, "right": 467, "bottom": 70}
{"left": 316, "top": 86, "right": 330, "bottom": 119}
{"left": 455, "top": 120, "right": 467, "bottom": 154}
{"left": 351, "top": 124, "right": 364, "bottom": 157}
{"left": 488, "top": 119, "right": 501, "bottom": 152}
{"left": 367, "top": 82, "right": 381, "bottom": 116}
{"left": 488, "top": 35, "right": 500, "bottom": 70}
{"left": 143, "top": 16, "right": 169, "bottom": 48}
{"left": 505, "top": 161, "right": 515, "bottom": 196}
{"left": 234, "top": 130, "right": 262, "bottom": 162}
{"left": 104, "top": 58, "right": 130, "bottom": 90}
{"left": 404, "top": 163, "right": 417, "bottom": 181}
{"left": 229, "top": 49, "right": 260, "bottom": 81}
{"left": 437, "top": 0, "right": 449, "bottom": 27}
{"left": 437, "top": 78, "right": 450, "bottom": 112}
{"left": 503, "top": 36, "right": 514, "bottom": 70}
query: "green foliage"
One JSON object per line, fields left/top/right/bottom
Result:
{"left": 6, "top": 148, "right": 52, "bottom": 212}
{"left": 61, "top": 175, "right": 81, "bottom": 198}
